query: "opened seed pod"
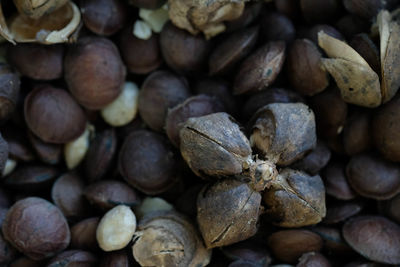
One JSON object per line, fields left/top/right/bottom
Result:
{"left": 13, "top": 0, "right": 68, "bottom": 19}
{"left": 263, "top": 168, "right": 326, "bottom": 227}
{"left": 197, "top": 179, "right": 262, "bottom": 248}
{"left": 168, "top": 0, "right": 245, "bottom": 39}
{"left": 0, "top": 1, "right": 81, "bottom": 44}
{"left": 180, "top": 112, "right": 277, "bottom": 191}
{"left": 318, "top": 31, "right": 381, "bottom": 107}
{"left": 132, "top": 211, "right": 211, "bottom": 267}
{"left": 250, "top": 103, "right": 317, "bottom": 166}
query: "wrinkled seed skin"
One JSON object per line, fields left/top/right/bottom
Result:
{"left": 2, "top": 197, "right": 70, "bottom": 260}
{"left": 343, "top": 216, "right": 400, "bottom": 265}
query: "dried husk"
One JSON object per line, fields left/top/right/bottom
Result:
{"left": 179, "top": 112, "right": 277, "bottom": 191}
{"left": 378, "top": 10, "right": 400, "bottom": 103}
{"left": 197, "top": 179, "right": 261, "bottom": 248}
{"left": 0, "top": 1, "right": 81, "bottom": 44}
{"left": 13, "top": 0, "right": 68, "bottom": 19}
{"left": 132, "top": 211, "right": 211, "bottom": 267}
{"left": 318, "top": 31, "right": 381, "bottom": 107}
{"left": 263, "top": 168, "right": 326, "bottom": 227}
{"left": 168, "top": 0, "right": 245, "bottom": 39}
{"left": 250, "top": 103, "right": 317, "bottom": 166}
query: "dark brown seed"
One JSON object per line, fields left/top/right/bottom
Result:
{"left": 193, "top": 78, "right": 237, "bottom": 115}
{"left": 312, "top": 226, "right": 355, "bottom": 256}
{"left": 268, "top": 229, "right": 323, "bottom": 263}
{"left": 100, "top": 250, "right": 130, "bottom": 267}
{"left": 51, "top": 173, "right": 89, "bottom": 220}
{"left": 300, "top": 0, "right": 339, "bottom": 23}
{"left": 27, "top": 132, "right": 61, "bottom": 165}
{"left": 7, "top": 44, "right": 63, "bottom": 80}
{"left": 241, "top": 88, "right": 305, "bottom": 120}
{"left": 127, "top": 0, "right": 165, "bottom": 9}
{"left": 81, "top": 0, "right": 127, "bottom": 36}
{"left": 3, "top": 164, "right": 58, "bottom": 192}
{"left": 197, "top": 180, "right": 261, "bottom": 248}
{"left": 138, "top": 71, "right": 190, "bottom": 132}
{"left": 379, "top": 193, "right": 400, "bottom": 224}
{"left": 84, "top": 180, "right": 140, "bottom": 210}
{"left": 209, "top": 26, "right": 258, "bottom": 76}
{"left": 9, "top": 257, "right": 44, "bottom": 267}
{"left": 306, "top": 24, "right": 345, "bottom": 44}
{"left": 233, "top": 41, "right": 286, "bottom": 95}
{"left": 260, "top": 12, "right": 296, "bottom": 43}
{"left": 4, "top": 131, "right": 34, "bottom": 162}
{"left": 0, "top": 232, "right": 16, "bottom": 265}
{"left": 119, "top": 26, "right": 162, "bottom": 74}
{"left": 372, "top": 94, "right": 400, "bottom": 162}
{"left": 343, "top": 111, "right": 372, "bottom": 156}
{"left": 47, "top": 250, "right": 97, "bottom": 267}
{"left": 346, "top": 153, "right": 400, "bottom": 200}
{"left": 2, "top": 197, "right": 70, "bottom": 260}
{"left": 343, "top": 216, "right": 400, "bottom": 265}
{"left": 350, "top": 34, "right": 380, "bottom": 74}
{"left": 24, "top": 85, "right": 87, "bottom": 144}
{"left": 119, "top": 130, "right": 178, "bottom": 195}
{"left": 70, "top": 217, "right": 99, "bottom": 251}
{"left": 275, "top": 0, "right": 301, "bottom": 20}
{"left": 0, "top": 63, "right": 20, "bottom": 122}
{"left": 291, "top": 140, "right": 331, "bottom": 175}
{"left": 309, "top": 86, "right": 348, "bottom": 139}
{"left": 65, "top": 36, "right": 126, "bottom": 110}
{"left": 166, "top": 95, "right": 224, "bottom": 147}
{"left": 221, "top": 240, "right": 272, "bottom": 266}
{"left": 0, "top": 188, "right": 10, "bottom": 208}
{"left": 323, "top": 202, "right": 364, "bottom": 224}
{"left": 323, "top": 162, "right": 356, "bottom": 200}
{"left": 297, "top": 252, "right": 331, "bottom": 267}
{"left": 343, "top": 0, "right": 383, "bottom": 20}
{"left": 84, "top": 128, "right": 117, "bottom": 182}
{"left": 250, "top": 103, "right": 317, "bottom": 166}
{"left": 286, "top": 39, "right": 329, "bottom": 96}
{"left": 263, "top": 169, "right": 326, "bottom": 227}
{"left": 335, "top": 15, "right": 369, "bottom": 40}
{"left": 225, "top": 2, "right": 263, "bottom": 32}
{"left": 160, "top": 22, "right": 210, "bottom": 74}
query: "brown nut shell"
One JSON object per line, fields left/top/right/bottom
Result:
{"left": 24, "top": 85, "right": 87, "bottom": 144}
{"left": 64, "top": 36, "right": 126, "bottom": 110}
{"left": 2, "top": 197, "right": 70, "bottom": 260}
{"left": 13, "top": 0, "right": 68, "bottom": 19}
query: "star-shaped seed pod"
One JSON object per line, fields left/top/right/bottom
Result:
{"left": 168, "top": 0, "right": 245, "bottom": 39}
{"left": 132, "top": 211, "right": 211, "bottom": 267}
{"left": 179, "top": 112, "right": 277, "bottom": 191}
{"left": 263, "top": 168, "right": 326, "bottom": 227}
{"left": 197, "top": 179, "right": 262, "bottom": 248}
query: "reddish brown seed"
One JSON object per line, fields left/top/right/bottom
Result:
{"left": 260, "top": 12, "right": 295, "bottom": 43}
{"left": 24, "top": 85, "right": 87, "bottom": 144}
{"left": 84, "top": 180, "right": 140, "bottom": 211}
{"left": 160, "top": 22, "right": 210, "bottom": 74}
{"left": 119, "top": 26, "right": 162, "bottom": 74}
{"left": 7, "top": 44, "right": 63, "bottom": 80}
{"left": 323, "top": 162, "right": 356, "bottom": 200}
{"left": 268, "top": 229, "right": 323, "bottom": 263}
{"left": 64, "top": 36, "right": 126, "bottom": 110}
{"left": 51, "top": 173, "right": 89, "bottom": 220}
{"left": 27, "top": 132, "right": 61, "bottom": 165}
{"left": 297, "top": 252, "right": 331, "bottom": 267}
{"left": 2, "top": 197, "right": 70, "bottom": 260}
{"left": 81, "top": 0, "right": 127, "bottom": 36}
{"left": 323, "top": 202, "right": 364, "bottom": 224}
{"left": 100, "top": 250, "right": 130, "bottom": 267}
{"left": 342, "top": 111, "right": 372, "bottom": 156}
{"left": 343, "top": 216, "right": 400, "bottom": 265}
{"left": 343, "top": 0, "right": 383, "bottom": 19}
{"left": 138, "top": 71, "right": 190, "bottom": 132}
{"left": 70, "top": 217, "right": 99, "bottom": 251}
